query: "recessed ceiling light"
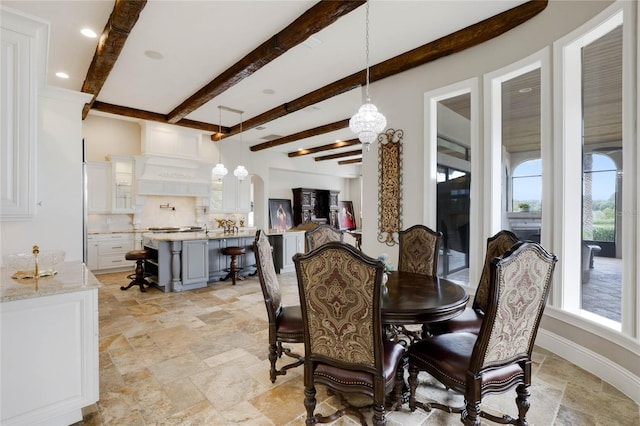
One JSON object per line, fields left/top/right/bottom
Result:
{"left": 262, "top": 89, "right": 275, "bottom": 95}
{"left": 255, "top": 126, "right": 266, "bottom": 131}
{"left": 144, "top": 50, "right": 164, "bottom": 60}
{"left": 518, "top": 87, "right": 532, "bottom": 93}
{"left": 81, "top": 28, "right": 97, "bottom": 38}
{"left": 55, "top": 72, "right": 69, "bottom": 79}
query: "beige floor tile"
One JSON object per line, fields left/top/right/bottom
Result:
{"left": 76, "top": 271, "right": 638, "bottom": 426}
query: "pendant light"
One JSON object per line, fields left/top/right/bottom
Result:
{"left": 212, "top": 106, "right": 228, "bottom": 181}
{"left": 349, "top": 0, "right": 386, "bottom": 151}
{"left": 233, "top": 111, "right": 249, "bottom": 181}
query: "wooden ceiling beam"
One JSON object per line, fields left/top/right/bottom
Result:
{"left": 167, "top": 1, "right": 365, "bottom": 124}
{"left": 315, "top": 149, "right": 362, "bottom": 161}
{"left": 288, "top": 139, "right": 361, "bottom": 157}
{"left": 91, "top": 101, "right": 223, "bottom": 133}
{"left": 250, "top": 119, "right": 349, "bottom": 152}
{"left": 338, "top": 158, "right": 362, "bottom": 165}
{"left": 81, "top": 0, "right": 147, "bottom": 119}
{"left": 221, "top": 0, "right": 548, "bottom": 139}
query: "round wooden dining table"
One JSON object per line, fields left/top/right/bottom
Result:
{"left": 381, "top": 271, "right": 469, "bottom": 325}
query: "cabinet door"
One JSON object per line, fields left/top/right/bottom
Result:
{"left": 87, "top": 237, "right": 98, "bottom": 270}
{"left": 282, "top": 233, "right": 302, "bottom": 271}
{"left": 208, "top": 239, "right": 225, "bottom": 279}
{"left": 222, "top": 176, "right": 237, "bottom": 212}
{"left": 182, "top": 240, "right": 209, "bottom": 286}
{"left": 221, "top": 176, "right": 251, "bottom": 213}
{"left": 110, "top": 156, "right": 134, "bottom": 213}
{"left": 86, "top": 162, "right": 111, "bottom": 213}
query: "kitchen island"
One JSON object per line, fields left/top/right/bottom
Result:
{"left": 142, "top": 230, "right": 259, "bottom": 292}
{"left": 1, "top": 261, "right": 100, "bottom": 426}
{"left": 142, "top": 229, "right": 306, "bottom": 292}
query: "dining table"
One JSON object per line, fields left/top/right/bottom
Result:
{"left": 380, "top": 270, "right": 469, "bottom": 405}
{"left": 380, "top": 270, "right": 469, "bottom": 343}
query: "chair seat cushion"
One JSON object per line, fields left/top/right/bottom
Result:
{"left": 427, "top": 307, "right": 483, "bottom": 335}
{"left": 314, "top": 340, "right": 405, "bottom": 391}
{"left": 407, "top": 332, "right": 524, "bottom": 393}
{"left": 276, "top": 305, "right": 304, "bottom": 339}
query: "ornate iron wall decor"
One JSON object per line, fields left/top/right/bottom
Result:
{"left": 378, "top": 129, "right": 403, "bottom": 246}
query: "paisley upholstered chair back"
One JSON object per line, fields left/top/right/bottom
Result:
{"left": 471, "top": 242, "right": 557, "bottom": 372}
{"left": 254, "top": 230, "right": 282, "bottom": 322}
{"left": 293, "top": 242, "right": 385, "bottom": 371}
{"left": 398, "top": 225, "right": 442, "bottom": 276}
{"left": 305, "top": 224, "right": 344, "bottom": 252}
{"left": 473, "top": 230, "right": 520, "bottom": 313}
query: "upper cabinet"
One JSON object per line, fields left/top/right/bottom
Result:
{"left": 0, "top": 10, "right": 47, "bottom": 220}
{"left": 108, "top": 155, "right": 134, "bottom": 213}
{"left": 210, "top": 174, "right": 250, "bottom": 214}
{"left": 86, "top": 162, "right": 111, "bottom": 213}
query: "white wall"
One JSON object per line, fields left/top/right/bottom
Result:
{"left": 1, "top": 88, "right": 91, "bottom": 262}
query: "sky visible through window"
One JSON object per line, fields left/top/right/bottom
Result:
{"left": 513, "top": 155, "right": 615, "bottom": 202}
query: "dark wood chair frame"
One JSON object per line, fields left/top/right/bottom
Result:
{"left": 425, "top": 229, "right": 520, "bottom": 336}
{"left": 305, "top": 224, "right": 344, "bottom": 252}
{"left": 253, "top": 230, "right": 304, "bottom": 383}
{"left": 398, "top": 224, "right": 443, "bottom": 277}
{"left": 407, "top": 242, "right": 557, "bottom": 425}
{"left": 293, "top": 242, "right": 405, "bottom": 426}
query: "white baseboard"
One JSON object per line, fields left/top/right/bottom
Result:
{"left": 536, "top": 329, "right": 640, "bottom": 404}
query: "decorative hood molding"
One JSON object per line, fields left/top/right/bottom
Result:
{"left": 137, "top": 156, "right": 212, "bottom": 197}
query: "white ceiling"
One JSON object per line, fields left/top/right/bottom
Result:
{"left": 3, "top": 0, "right": 527, "bottom": 155}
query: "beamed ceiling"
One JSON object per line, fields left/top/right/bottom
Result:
{"left": 5, "top": 0, "right": 560, "bottom": 169}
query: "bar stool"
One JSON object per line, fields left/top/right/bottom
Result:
{"left": 121, "top": 249, "right": 152, "bottom": 292}
{"left": 221, "top": 246, "right": 245, "bottom": 285}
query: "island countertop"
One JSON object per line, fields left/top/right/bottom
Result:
{"left": 1, "top": 261, "right": 101, "bottom": 303}
{"left": 141, "top": 230, "right": 258, "bottom": 241}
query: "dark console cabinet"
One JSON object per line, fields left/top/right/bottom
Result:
{"left": 292, "top": 187, "right": 340, "bottom": 228}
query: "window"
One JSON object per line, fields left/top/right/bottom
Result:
{"left": 512, "top": 159, "right": 542, "bottom": 212}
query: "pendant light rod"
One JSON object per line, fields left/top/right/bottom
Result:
{"left": 349, "top": 0, "right": 386, "bottom": 150}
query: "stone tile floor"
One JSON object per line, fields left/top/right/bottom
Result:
{"left": 76, "top": 270, "right": 639, "bottom": 425}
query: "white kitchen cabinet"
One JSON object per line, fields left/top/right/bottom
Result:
{"left": 1, "top": 262, "right": 99, "bottom": 426}
{"left": 86, "top": 162, "right": 111, "bottom": 213}
{"left": 108, "top": 155, "right": 134, "bottom": 213}
{"left": 86, "top": 235, "right": 98, "bottom": 270}
{"left": 90, "top": 233, "right": 134, "bottom": 273}
{"left": 222, "top": 175, "right": 251, "bottom": 213}
{"left": 0, "top": 11, "right": 45, "bottom": 220}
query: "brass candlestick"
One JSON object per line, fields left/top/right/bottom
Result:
{"left": 33, "top": 245, "right": 39, "bottom": 278}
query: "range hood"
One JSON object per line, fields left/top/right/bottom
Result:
{"left": 137, "top": 156, "right": 212, "bottom": 197}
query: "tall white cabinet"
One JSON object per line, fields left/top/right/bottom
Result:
{"left": 0, "top": 8, "right": 43, "bottom": 220}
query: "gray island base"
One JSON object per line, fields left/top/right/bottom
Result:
{"left": 141, "top": 230, "right": 304, "bottom": 292}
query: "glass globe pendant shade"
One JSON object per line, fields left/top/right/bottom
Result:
{"left": 233, "top": 165, "right": 248, "bottom": 181}
{"left": 349, "top": 101, "right": 387, "bottom": 147}
{"left": 212, "top": 163, "right": 228, "bottom": 181}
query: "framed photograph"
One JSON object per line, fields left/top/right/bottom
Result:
{"left": 338, "top": 201, "right": 357, "bottom": 230}
{"left": 269, "top": 199, "right": 293, "bottom": 232}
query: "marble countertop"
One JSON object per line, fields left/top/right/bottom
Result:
{"left": 1, "top": 261, "right": 101, "bottom": 303}
{"left": 141, "top": 230, "right": 258, "bottom": 241}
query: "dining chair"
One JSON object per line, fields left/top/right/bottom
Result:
{"left": 305, "top": 223, "right": 343, "bottom": 251}
{"left": 293, "top": 242, "right": 405, "bottom": 425}
{"left": 398, "top": 224, "right": 442, "bottom": 276}
{"left": 406, "top": 241, "right": 557, "bottom": 425}
{"left": 253, "top": 229, "right": 304, "bottom": 383}
{"left": 425, "top": 230, "right": 520, "bottom": 336}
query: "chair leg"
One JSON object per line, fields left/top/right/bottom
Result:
{"left": 304, "top": 385, "right": 317, "bottom": 425}
{"left": 408, "top": 364, "right": 419, "bottom": 411}
{"left": 121, "top": 259, "right": 148, "bottom": 292}
{"left": 461, "top": 401, "right": 481, "bottom": 426}
{"left": 268, "top": 342, "right": 278, "bottom": 383}
{"left": 515, "top": 383, "right": 531, "bottom": 426}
